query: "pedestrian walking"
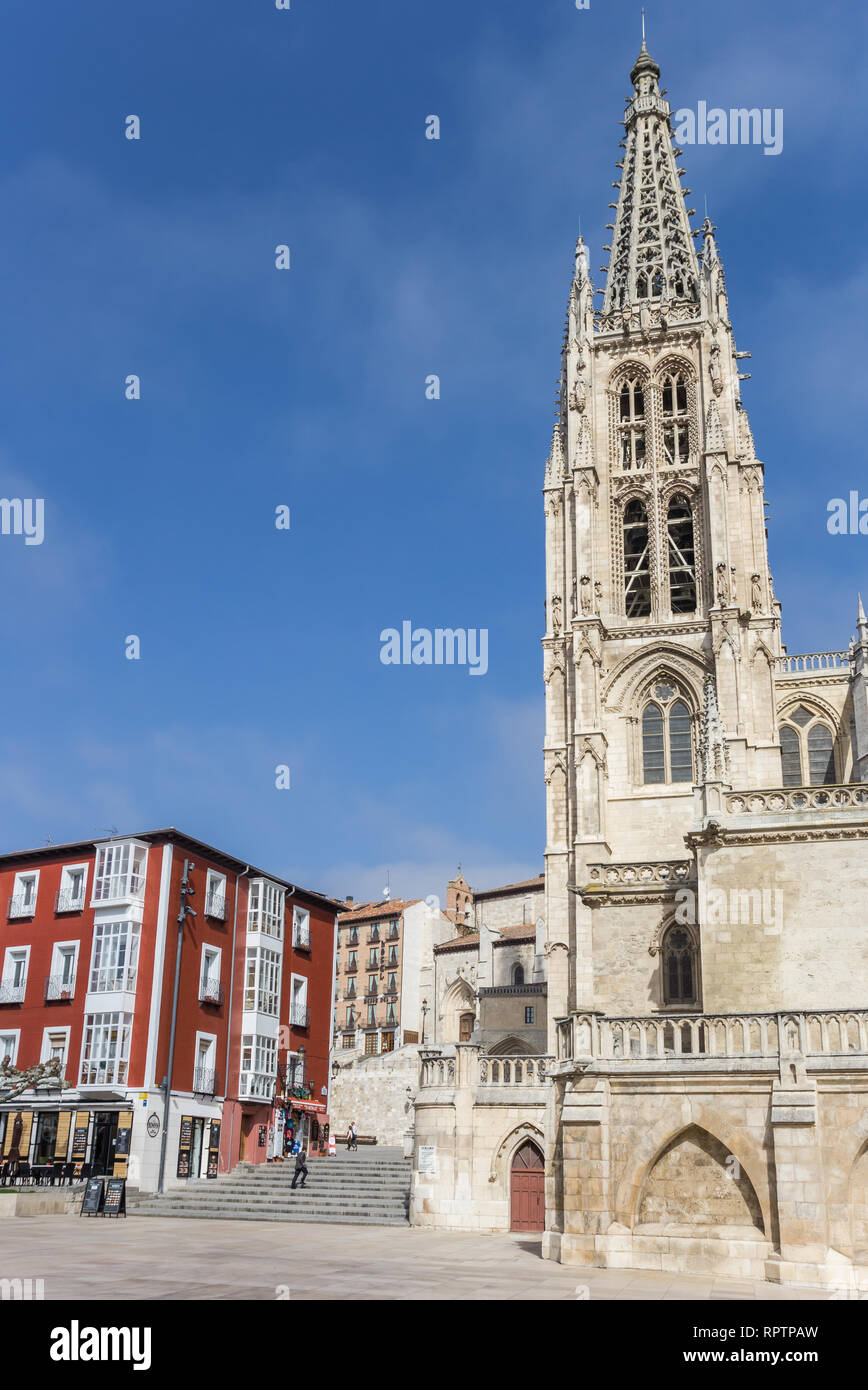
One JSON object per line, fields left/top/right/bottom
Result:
{"left": 350, "top": 1121, "right": 358, "bottom": 1152}
{"left": 291, "top": 1148, "right": 309, "bottom": 1189}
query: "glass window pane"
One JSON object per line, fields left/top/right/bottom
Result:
{"left": 807, "top": 723, "right": 835, "bottom": 785}
{"left": 642, "top": 704, "right": 665, "bottom": 783}
{"left": 779, "top": 726, "right": 803, "bottom": 786}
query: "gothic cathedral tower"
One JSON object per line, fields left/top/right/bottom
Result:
{"left": 542, "top": 39, "right": 784, "bottom": 1031}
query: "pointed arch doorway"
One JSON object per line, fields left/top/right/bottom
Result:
{"left": 510, "top": 1140, "right": 544, "bottom": 1232}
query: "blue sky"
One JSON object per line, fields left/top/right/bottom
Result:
{"left": 0, "top": 0, "right": 865, "bottom": 902}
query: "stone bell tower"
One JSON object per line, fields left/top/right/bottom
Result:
{"left": 542, "top": 38, "right": 782, "bottom": 1031}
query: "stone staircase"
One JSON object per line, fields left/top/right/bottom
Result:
{"left": 131, "top": 1147, "right": 411, "bottom": 1226}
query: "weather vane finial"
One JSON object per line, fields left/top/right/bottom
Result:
{"left": 641, "top": 8, "right": 646, "bottom": 43}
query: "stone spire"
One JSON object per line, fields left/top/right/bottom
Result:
{"left": 699, "top": 675, "right": 730, "bottom": 785}
{"left": 858, "top": 593, "right": 868, "bottom": 646}
{"left": 602, "top": 42, "right": 700, "bottom": 314}
{"left": 545, "top": 420, "right": 566, "bottom": 484}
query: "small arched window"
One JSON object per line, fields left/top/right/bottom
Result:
{"left": 667, "top": 494, "right": 697, "bottom": 614}
{"left": 623, "top": 500, "right": 651, "bottom": 617}
{"left": 779, "top": 707, "right": 836, "bottom": 787}
{"left": 642, "top": 683, "right": 693, "bottom": 784}
{"left": 618, "top": 377, "right": 646, "bottom": 470}
{"left": 512, "top": 964, "right": 525, "bottom": 986}
{"left": 662, "top": 925, "right": 699, "bottom": 1006}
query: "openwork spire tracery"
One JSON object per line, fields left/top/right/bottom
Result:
{"left": 603, "top": 42, "right": 700, "bottom": 315}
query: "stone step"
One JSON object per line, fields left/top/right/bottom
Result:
{"left": 133, "top": 1207, "right": 409, "bottom": 1225}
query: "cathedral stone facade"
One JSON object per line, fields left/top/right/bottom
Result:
{"left": 411, "top": 41, "right": 868, "bottom": 1291}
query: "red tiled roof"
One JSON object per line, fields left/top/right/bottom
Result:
{"left": 473, "top": 875, "right": 545, "bottom": 899}
{"left": 338, "top": 898, "right": 421, "bottom": 923}
{"left": 434, "top": 932, "right": 480, "bottom": 953}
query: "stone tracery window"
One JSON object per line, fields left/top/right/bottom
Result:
{"left": 666, "top": 494, "right": 697, "bottom": 614}
{"left": 623, "top": 499, "right": 652, "bottom": 617}
{"left": 661, "top": 371, "right": 690, "bottom": 465}
{"left": 618, "top": 377, "right": 646, "bottom": 470}
{"left": 661, "top": 924, "right": 699, "bottom": 1006}
{"left": 778, "top": 706, "right": 836, "bottom": 786}
{"left": 641, "top": 682, "right": 693, "bottom": 784}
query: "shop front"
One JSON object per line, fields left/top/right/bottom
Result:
{"left": 0, "top": 1103, "right": 133, "bottom": 1180}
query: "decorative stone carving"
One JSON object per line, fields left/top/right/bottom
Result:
{"left": 580, "top": 575, "right": 592, "bottom": 615}
{"left": 709, "top": 339, "right": 723, "bottom": 396}
{"left": 551, "top": 595, "right": 562, "bottom": 635}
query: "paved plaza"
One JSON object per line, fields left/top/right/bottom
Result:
{"left": 0, "top": 1216, "right": 830, "bottom": 1300}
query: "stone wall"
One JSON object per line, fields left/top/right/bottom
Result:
{"left": 330, "top": 1045, "right": 420, "bottom": 1146}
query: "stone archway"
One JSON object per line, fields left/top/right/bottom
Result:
{"left": 636, "top": 1124, "right": 764, "bottom": 1232}
{"left": 441, "top": 977, "right": 476, "bottom": 1045}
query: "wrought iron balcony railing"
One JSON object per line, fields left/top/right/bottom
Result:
{"left": 0, "top": 982, "right": 26, "bottom": 1005}
{"left": 54, "top": 890, "right": 85, "bottom": 914}
{"left": 193, "top": 1066, "right": 218, "bottom": 1094}
{"left": 7, "top": 896, "right": 35, "bottom": 920}
{"left": 44, "top": 976, "right": 75, "bottom": 1002}
{"left": 199, "top": 977, "right": 224, "bottom": 1005}
{"left": 205, "top": 893, "right": 228, "bottom": 921}
{"left": 289, "top": 1005, "right": 311, "bottom": 1028}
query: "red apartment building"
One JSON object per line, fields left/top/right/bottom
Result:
{"left": 0, "top": 829, "right": 340, "bottom": 1190}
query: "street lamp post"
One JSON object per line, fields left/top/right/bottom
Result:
{"left": 421, "top": 998, "right": 428, "bottom": 1045}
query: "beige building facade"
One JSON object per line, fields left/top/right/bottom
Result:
{"left": 411, "top": 39, "right": 868, "bottom": 1290}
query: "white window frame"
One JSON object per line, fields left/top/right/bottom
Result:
{"left": 292, "top": 905, "right": 311, "bottom": 949}
{"left": 47, "top": 941, "right": 80, "bottom": 1001}
{"left": 88, "top": 920, "right": 140, "bottom": 994}
{"left": 200, "top": 944, "right": 223, "bottom": 1003}
{"left": 40, "top": 1026, "right": 71, "bottom": 1067}
{"left": 244, "top": 946, "right": 281, "bottom": 1016}
{"left": 91, "top": 840, "right": 148, "bottom": 905}
{"left": 205, "top": 870, "right": 227, "bottom": 919}
{"left": 9, "top": 870, "right": 39, "bottom": 919}
{"left": 58, "top": 862, "right": 88, "bottom": 912}
{"left": 193, "top": 1032, "right": 218, "bottom": 1092}
{"left": 79, "top": 1011, "right": 133, "bottom": 1088}
{"left": 1, "top": 946, "right": 30, "bottom": 1003}
{"left": 289, "top": 973, "right": 309, "bottom": 1027}
{"left": 247, "top": 879, "right": 285, "bottom": 939}
{"left": 0, "top": 1030, "right": 20, "bottom": 1066}
{"left": 239, "top": 1033, "right": 277, "bottom": 1099}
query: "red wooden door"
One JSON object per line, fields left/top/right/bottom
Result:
{"left": 510, "top": 1141, "right": 544, "bottom": 1232}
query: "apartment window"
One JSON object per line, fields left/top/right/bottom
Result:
{"left": 364, "top": 1033, "right": 378, "bottom": 1056}
{"left": 244, "top": 946, "right": 281, "bottom": 1016}
{"left": 348, "top": 926, "right": 359, "bottom": 946}
{"left": 524, "top": 1006, "right": 535, "bottom": 1024}
{"left": 347, "top": 951, "right": 358, "bottom": 972}
{"left": 385, "top": 1002, "right": 396, "bottom": 1024}
{"left": 290, "top": 974, "right": 309, "bottom": 1027}
{"left": 41, "top": 1027, "right": 70, "bottom": 1067}
{"left": 0, "top": 1031, "right": 20, "bottom": 1066}
{"left": 80, "top": 1012, "right": 132, "bottom": 1086}
{"left": 346, "top": 978, "right": 356, "bottom": 998}
{"left": 194, "top": 1034, "right": 217, "bottom": 1093}
{"left": 346, "top": 1006, "right": 356, "bottom": 1028}
{"left": 240, "top": 1034, "right": 277, "bottom": 1098}
{"left": 368, "top": 948, "right": 379, "bottom": 968}
{"left": 57, "top": 864, "right": 87, "bottom": 913}
{"left": 386, "top": 972, "right": 397, "bottom": 994}
{"left": 1, "top": 948, "right": 29, "bottom": 1003}
{"left": 92, "top": 842, "right": 146, "bottom": 903}
{"left": 292, "top": 906, "right": 311, "bottom": 950}
{"left": 46, "top": 943, "right": 79, "bottom": 1001}
{"left": 8, "top": 871, "right": 38, "bottom": 919}
{"left": 200, "top": 946, "right": 222, "bottom": 1004}
{"left": 381, "top": 1030, "right": 395, "bottom": 1053}
{"left": 89, "top": 921, "right": 140, "bottom": 993}
{"left": 205, "top": 871, "right": 227, "bottom": 920}
{"left": 247, "top": 879, "right": 285, "bottom": 939}
{"left": 387, "top": 945, "right": 398, "bottom": 967}
{"left": 387, "top": 920, "right": 399, "bottom": 940}
{"left": 367, "top": 1004, "right": 376, "bottom": 1026}
{"left": 369, "top": 922, "right": 380, "bottom": 942}
{"left": 342, "top": 1033, "right": 356, "bottom": 1050}
{"left": 367, "top": 973, "right": 378, "bottom": 995}
{"left": 288, "top": 1051, "right": 306, "bottom": 1088}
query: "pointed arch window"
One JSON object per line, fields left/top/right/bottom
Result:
{"left": 512, "top": 964, "right": 525, "bottom": 986}
{"left": 623, "top": 500, "right": 651, "bottom": 616}
{"left": 667, "top": 494, "right": 697, "bottom": 614}
{"left": 642, "top": 684, "right": 694, "bottom": 784}
{"left": 618, "top": 377, "right": 646, "bottom": 470}
{"left": 661, "top": 925, "right": 699, "bottom": 1007}
{"left": 779, "top": 707, "right": 837, "bottom": 786}
{"left": 661, "top": 371, "right": 690, "bottom": 465}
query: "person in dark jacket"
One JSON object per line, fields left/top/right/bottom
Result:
{"left": 291, "top": 1148, "right": 309, "bottom": 1189}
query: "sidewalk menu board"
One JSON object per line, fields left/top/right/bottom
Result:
{"left": 103, "top": 1178, "right": 126, "bottom": 1216}
{"left": 80, "top": 1178, "right": 104, "bottom": 1216}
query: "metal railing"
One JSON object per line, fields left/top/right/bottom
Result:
{"left": 54, "top": 891, "right": 85, "bottom": 914}
{"left": 193, "top": 1066, "right": 218, "bottom": 1094}
{"left": 292, "top": 925, "right": 311, "bottom": 949}
{"left": 6, "top": 896, "right": 35, "bottom": 920}
{"left": 0, "top": 982, "right": 26, "bottom": 1005}
{"left": 199, "top": 977, "right": 224, "bottom": 1005}
{"left": 289, "top": 1005, "right": 311, "bottom": 1028}
{"left": 205, "top": 893, "right": 228, "bottom": 921}
{"left": 44, "top": 976, "right": 75, "bottom": 1002}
